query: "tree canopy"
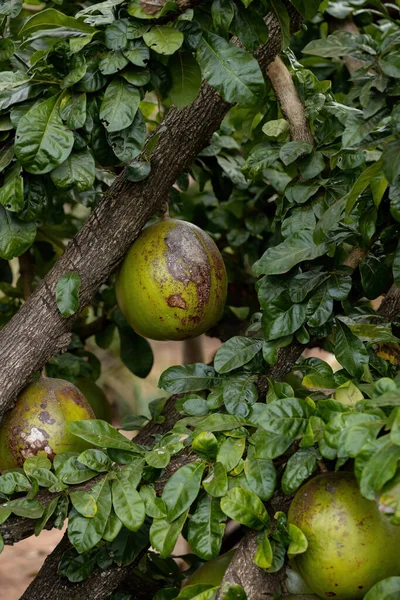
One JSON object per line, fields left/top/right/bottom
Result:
{"left": 1, "top": 0, "right": 400, "bottom": 599}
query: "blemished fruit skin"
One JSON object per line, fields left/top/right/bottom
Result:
{"left": 0, "top": 378, "right": 95, "bottom": 470}
{"left": 183, "top": 550, "right": 235, "bottom": 587}
{"left": 288, "top": 472, "right": 400, "bottom": 600}
{"left": 75, "top": 378, "right": 112, "bottom": 423}
{"left": 115, "top": 218, "right": 228, "bottom": 341}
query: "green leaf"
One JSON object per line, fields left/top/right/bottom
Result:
{"left": 197, "top": 30, "right": 264, "bottom": 108}
{"left": 203, "top": 462, "right": 228, "bottom": 498}
{"left": 162, "top": 462, "right": 205, "bottom": 522}
{"left": 383, "top": 141, "right": 400, "bottom": 184}
{"left": 335, "top": 319, "right": 369, "bottom": 379}
{"left": 139, "top": 484, "right": 167, "bottom": 519}
{"left": 56, "top": 456, "right": 97, "bottom": 485}
{"left": 214, "top": 337, "right": 262, "bottom": 374}
{"left": 168, "top": 51, "right": 201, "bottom": 108}
{"left": 345, "top": 159, "right": 384, "bottom": 215}
{"left": 117, "top": 319, "right": 154, "bottom": 378}
{"left": 100, "top": 79, "right": 140, "bottom": 133}
{"left": 217, "top": 437, "right": 245, "bottom": 472}
{"left": 56, "top": 272, "right": 81, "bottom": 318}
{"left": 281, "top": 448, "right": 318, "bottom": 495}
{"left": 99, "top": 51, "right": 129, "bottom": 75}
{"left": 183, "top": 396, "right": 209, "bottom": 416}
{"left": 287, "top": 523, "right": 308, "bottom": 558}
{"left": 253, "top": 398, "right": 314, "bottom": 438}
{"left": 68, "top": 420, "right": 141, "bottom": 452}
{"left": 261, "top": 291, "right": 307, "bottom": 341}
{"left": 78, "top": 449, "right": 112, "bottom": 472}
{"left": 145, "top": 448, "right": 171, "bottom": 468}
{"left": 0, "top": 206, "right": 36, "bottom": 260}
{"left": 244, "top": 446, "right": 276, "bottom": 501}
{"left": 7, "top": 498, "right": 44, "bottom": 519}
{"left": 262, "top": 119, "right": 289, "bottom": 138}
{"left": 364, "top": 577, "right": 400, "bottom": 599}
{"left": 0, "top": 471, "right": 31, "bottom": 494}
{"left": 60, "top": 93, "right": 87, "bottom": 130}
{"left": 125, "top": 161, "right": 151, "bottom": 182}
{"left": 123, "top": 40, "right": 150, "bottom": 67}
{"left": 150, "top": 510, "right": 188, "bottom": 558}
{"left": 19, "top": 8, "right": 95, "bottom": 38}
{"left": 289, "top": 0, "right": 321, "bottom": 19}
{"left": 192, "top": 432, "right": 218, "bottom": 460}
{"left": 143, "top": 25, "right": 184, "bottom": 55}
{"left": 220, "top": 487, "right": 269, "bottom": 529}
{"left": 254, "top": 531, "right": 273, "bottom": 569}
{"left": 15, "top": 95, "right": 74, "bottom": 174}
{"left": 211, "top": 0, "right": 234, "bottom": 38}
{"left": 360, "top": 440, "right": 400, "bottom": 500}
{"left": 102, "top": 511, "right": 123, "bottom": 542}
{"left": 112, "top": 470, "right": 145, "bottom": 531}
{"left": 105, "top": 20, "right": 130, "bottom": 50}
{"left": 279, "top": 141, "right": 313, "bottom": 165}
{"left": 303, "top": 31, "right": 361, "bottom": 58}
{"left": 253, "top": 231, "right": 327, "bottom": 276}
{"left": 0, "top": 163, "right": 23, "bottom": 212}
{"left": 70, "top": 490, "right": 97, "bottom": 518}
{"left": 51, "top": 150, "right": 95, "bottom": 192}
{"left": 193, "top": 414, "right": 248, "bottom": 434}
{"left": 34, "top": 497, "right": 59, "bottom": 536}
{"left": 159, "top": 364, "right": 222, "bottom": 394}
{"left": 289, "top": 270, "right": 328, "bottom": 303}
{"left": 108, "top": 110, "right": 146, "bottom": 163}
{"left": 188, "top": 494, "right": 225, "bottom": 560}
{"left": 223, "top": 375, "right": 257, "bottom": 417}
{"left": 68, "top": 477, "right": 112, "bottom": 553}
{"left": 0, "top": 0, "right": 22, "bottom": 18}
{"left": 307, "top": 286, "right": 333, "bottom": 328}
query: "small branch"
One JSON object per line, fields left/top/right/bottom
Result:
{"left": 182, "top": 337, "right": 204, "bottom": 364}
{"left": 266, "top": 56, "right": 314, "bottom": 144}
{"left": 18, "top": 251, "right": 35, "bottom": 301}
{"left": 317, "top": 459, "right": 328, "bottom": 473}
{"left": 22, "top": 2, "right": 45, "bottom": 11}
{"left": 76, "top": 315, "right": 108, "bottom": 341}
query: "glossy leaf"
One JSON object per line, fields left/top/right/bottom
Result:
{"left": 220, "top": 487, "right": 269, "bottom": 529}
{"left": 15, "top": 95, "right": 74, "bottom": 174}
{"left": 214, "top": 337, "right": 262, "bottom": 374}
{"left": 112, "top": 469, "right": 145, "bottom": 531}
{"left": 162, "top": 462, "right": 205, "bottom": 522}
{"left": 188, "top": 494, "right": 225, "bottom": 559}
{"left": 55, "top": 272, "right": 81, "bottom": 318}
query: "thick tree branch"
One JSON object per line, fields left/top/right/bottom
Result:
{"left": 18, "top": 250, "right": 34, "bottom": 301}
{"left": 0, "top": 6, "right": 302, "bottom": 419}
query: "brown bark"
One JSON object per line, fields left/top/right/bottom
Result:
{"left": 266, "top": 56, "right": 314, "bottom": 144}
{"left": 378, "top": 284, "right": 400, "bottom": 322}
{"left": 329, "top": 18, "right": 365, "bottom": 76}
{"left": 0, "top": 7, "right": 302, "bottom": 419}
{"left": 18, "top": 251, "right": 34, "bottom": 301}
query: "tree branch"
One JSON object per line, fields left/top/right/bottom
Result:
{"left": 266, "top": 56, "right": 313, "bottom": 144}
{"left": 0, "top": 6, "right": 302, "bottom": 419}
{"left": 18, "top": 250, "right": 35, "bottom": 301}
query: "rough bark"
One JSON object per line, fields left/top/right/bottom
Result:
{"left": 266, "top": 56, "right": 314, "bottom": 144}
{"left": 19, "top": 532, "right": 149, "bottom": 600}
{"left": 329, "top": 17, "right": 365, "bottom": 76}
{"left": 378, "top": 284, "right": 400, "bottom": 322}
{"left": 0, "top": 7, "right": 302, "bottom": 418}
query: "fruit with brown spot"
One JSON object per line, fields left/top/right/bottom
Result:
{"left": 116, "top": 218, "right": 228, "bottom": 341}
{"left": 75, "top": 378, "right": 112, "bottom": 423}
{"left": 0, "top": 378, "right": 95, "bottom": 471}
{"left": 288, "top": 472, "right": 400, "bottom": 599}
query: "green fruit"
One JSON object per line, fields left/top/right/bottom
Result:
{"left": 116, "top": 218, "right": 227, "bottom": 341}
{"left": 0, "top": 378, "right": 95, "bottom": 470}
{"left": 288, "top": 472, "right": 400, "bottom": 600}
{"left": 75, "top": 378, "right": 112, "bottom": 423}
{"left": 183, "top": 550, "right": 235, "bottom": 587}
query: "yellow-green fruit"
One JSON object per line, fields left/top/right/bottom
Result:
{"left": 115, "top": 218, "right": 227, "bottom": 341}
{"left": 75, "top": 378, "right": 112, "bottom": 423}
{"left": 0, "top": 378, "right": 95, "bottom": 471}
{"left": 183, "top": 550, "right": 235, "bottom": 587}
{"left": 288, "top": 472, "right": 400, "bottom": 600}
